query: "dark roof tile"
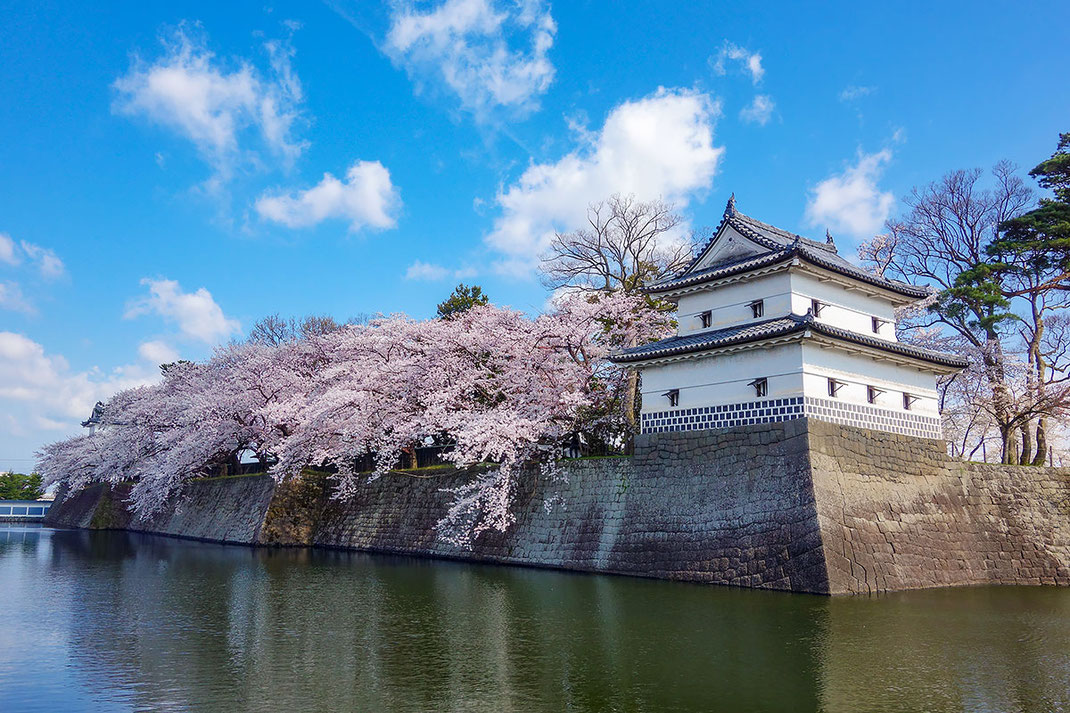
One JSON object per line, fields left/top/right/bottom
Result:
{"left": 652, "top": 207, "right": 928, "bottom": 299}
{"left": 611, "top": 313, "right": 967, "bottom": 369}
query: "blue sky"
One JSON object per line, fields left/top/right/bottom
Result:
{"left": 2, "top": 0, "right": 1068, "bottom": 469}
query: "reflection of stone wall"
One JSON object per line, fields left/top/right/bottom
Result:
{"left": 44, "top": 419, "right": 1070, "bottom": 595}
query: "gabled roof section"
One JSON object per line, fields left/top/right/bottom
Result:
{"left": 610, "top": 312, "right": 968, "bottom": 370}
{"left": 644, "top": 196, "right": 929, "bottom": 299}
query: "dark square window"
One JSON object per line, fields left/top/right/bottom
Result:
{"left": 867, "top": 385, "right": 884, "bottom": 404}
{"left": 749, "top": 299, "right": 764, "bottom": 318}
{"left": 749, "top": 377, "right": 768, "bottom": 398}
{"left": 828, "top": 378, "right": 845, "bottom": 398}
{"left": 811, "top": 299, "right": 825, "bottom": 317}
{"left": 903, "top": 392, "right": 918, "bottom": 411}
{"left": 699, "top": 311, "right": 712, "bottom": 329}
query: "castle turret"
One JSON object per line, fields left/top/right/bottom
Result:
{"left": 611, "top": 198, "right": 966, "bottom": 439}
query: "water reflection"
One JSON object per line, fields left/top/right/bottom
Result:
{"left": 2, "top": 528, "right": 1069, "bottom": 712}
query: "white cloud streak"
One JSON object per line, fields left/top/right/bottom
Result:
{"left": 405, "top": 261, "right": 478, "bottom": 281}
{"left": 18, "top": 241, "right": 65, "bottom": 278}
{"left": 138, "top": 340, "right": 181, "bottom": 365}
{"left": 0, "top": 332, "right": 161, "bottom": 468}
{"left": 0, "top": 233, "right": 65, "bottom": 278}
{"left": 739, "top": 94, "right": 775, "bottom": 125}
{"left": 486, "top": 87, "right": 723, "bottom": 275}
{"left": 0, "top": 282, "right": 35, "bottom": 315}
{"left": 839, "top": 85, "right": 875, "bottom": 101}
{"left": 113, "top": 24, "right": 307, "bottom": 179}
{"left": 255, "top": 161, "right": 400, "bottom": 231}
{"left": 384, "top": 0, "right": 556, "bottom": 120}
{"left": 806, "top": 149, "right": 895, "bottom": 239}
{"left": 0, "top": 234, "right": 16, "bottom": 266}
{"left": 125, "top": 278, "right": 240, "bottom": 344}
{"left": 711, "top": 41, "right": 764, "bottom": 84}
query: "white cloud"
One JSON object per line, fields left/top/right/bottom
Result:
{"left": 18, "top": 241, "right": 65, "bottom": 278}
{"left": 125, "top": 278, "right": 240, "bottom": 344}
{"left": 839, "top": 85, "right": 875, "bottom": 101}
{"left": 0, "top": 235, "right": 66, "bottom": 314}
{"left": 113, "top": 24, "right": 306, "bottom": 178}
{"left": 138, "top": 340, "right": 181, "bottom": 365}
{"left": 405, "top": 261, "right": 478, "bottom": 281}
{"left": 0, "top": 331, "right": 160, "bottom": 469}
{"left": 486, "top": 87, "right": 723, "bottom": 274}
{"left": 806, "top": 149, "right": 895, "bottom": 239}
{"left": 255, "top": 160, "right": 400, "bottom": 231}
{"left": 739, "top": 94, "right": 775, "bottom": 125}
{"left": 384, "top": 0, "right": 556, "bottom": 120}
{"left": 0, "top": 234, "right": 16, "bottom": 266}
{"left": 0, "top": 282, "right": 35, "bottom": 315}
{"left": 711, "top": 41, "right": 764, "bottom": 84}
{"left": 0, "top": 234, "right": 65, "bottom": 278}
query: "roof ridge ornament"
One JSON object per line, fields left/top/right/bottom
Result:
{"left": 826, "top": 229, "right": 835, "bottom": 246}
{"left": 724, "top": 193, "right": 737, "bottom": 218}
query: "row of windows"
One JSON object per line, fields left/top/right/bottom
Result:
{"left": 664, "top": 378, "right": 920, "bottom": 410}
{"left": 827, "top": 378, "right": 919, "bottom": 410}
{"left": 693, "top": 298, "right": 891, "bottom": 334}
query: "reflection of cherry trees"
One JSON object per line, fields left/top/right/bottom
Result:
{"left": 37, "top": 293, "right": 670, "bottom": 542}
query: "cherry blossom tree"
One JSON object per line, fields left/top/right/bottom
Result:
{"left": 37, "top": 339, "right": 324, "bottom": 516}
{"left": 37, "top": 293, "right": 671, "bottom": 545}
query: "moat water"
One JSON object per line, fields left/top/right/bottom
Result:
{"left": 3, "top": 525, "right": 1070, "bottom": 713}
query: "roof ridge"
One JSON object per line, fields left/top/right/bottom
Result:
{"left": 731, "top": 212, "right": 837, "bottom": 253}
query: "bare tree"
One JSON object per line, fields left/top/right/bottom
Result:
{"left": 247, "top": 314, "right": 293, "bottom": 347}
{"left": 539, "top": 194, "right": 699, "bottom": 432}
{"left": 540, "top": 194, "right": 693, "bottom": 295}
{"left": 859, "top": 162, "right": 1070, "bottom": 463}
{"left": 248, "top": 313, "right": 344, "bottom": 346}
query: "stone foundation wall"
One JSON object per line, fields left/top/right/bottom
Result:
{"left": 807, "top": 420, "right": 1070, "bottom": 594}
{"left": 310, "top": 421, "right": 828, "bottom": 592}
{"left": 46, "top": 476, "right": 277, "bottom": 544}
{"left": 44, "top": 420, "right": 1070, "bottom": 595}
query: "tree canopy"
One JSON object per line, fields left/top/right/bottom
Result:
{"left": 0, "top": 472, "right": 44, "bottom": 501}
{"left": 36, "top": 294, "right": 670, "bottom": 545}
{"left": 436, "top": 284, "right": 489, "bottom": 319}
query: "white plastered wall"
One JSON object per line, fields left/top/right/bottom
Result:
{"left": 799, "top": 342, "right": 940, "bottom": 415}
{"left": 639, "top": 343, "right": 804, "bottom": 415}
{"left": 675, "top": 272, "right": 792, "bottom": 335}
{"left": 788, "top": 270, "right": 899, "bottom": 340}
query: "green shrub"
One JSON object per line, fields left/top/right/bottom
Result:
{"left": 0, "top": 472, "right": 44, "bottom": 500}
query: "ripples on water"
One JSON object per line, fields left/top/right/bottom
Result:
{"left": 2, "top": 524, "right": 1070, "bottom": 712}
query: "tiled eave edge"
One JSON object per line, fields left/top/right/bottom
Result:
{"left": 614, "top": 332, "right": 807, "bottom": 367}
{"left": 613, "top": 323, "right": 966, "bottom": 373}
{"left": 647, "top": 254, "right": 925, "bottom": 306}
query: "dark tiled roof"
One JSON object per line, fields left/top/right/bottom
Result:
{"left": 611, "top": 312, "right": 967, "bottom": 369}
{"left": 649, "top": 206, "right": 929, "bottom": 299}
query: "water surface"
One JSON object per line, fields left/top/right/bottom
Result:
{"left": 2, "top": 524, "right": 1069, "bottom": 712}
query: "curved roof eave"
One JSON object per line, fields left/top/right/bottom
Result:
{"left": 610, "top": 314, "right": 967, "bottom": 371}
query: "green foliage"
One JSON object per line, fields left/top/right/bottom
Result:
{"left": 942, "top": 262, "right": 1015, "bottom": 336}
{"left": 1031, "top": 132, "right": 1070, "bottom": 203}
{"left": 436, "top": 283, "right": 489, "bottom": 319}
{"left": 160, "top": 360, "right": 193, "bottom": 375}
{"left": 994, "top": 132, "right": 1070, "bottom": 292}
{"left": 0, "top": 472, "right": 44, "bottom": 500}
